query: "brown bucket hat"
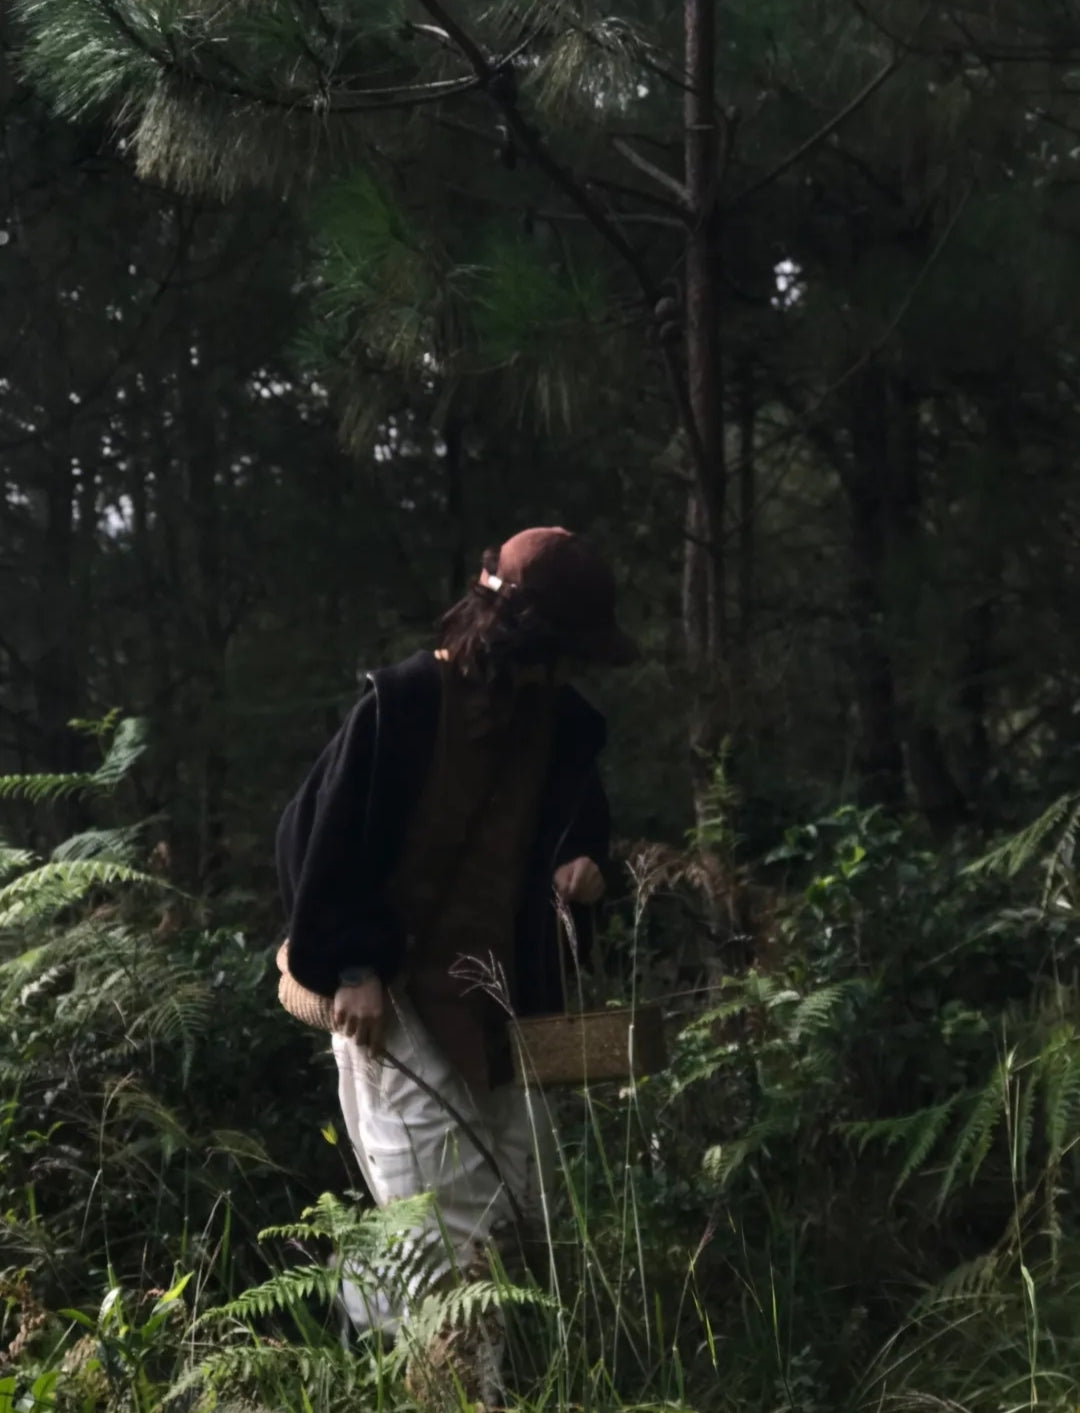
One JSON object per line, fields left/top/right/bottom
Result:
{"left": 487, "top": 527, "right": 637, "bottom": 666}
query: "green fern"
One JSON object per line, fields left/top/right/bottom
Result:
{"left": 841, "top": 1093, "right": 965, "bottom": 1198}
{"left": 203, "top": 1265, "right": 343, "bottom": 1325}
{"left": 0, "top": 843, "right": 35, "bottom": 885}
{"left": 936, "top": 1056, "right": 1013, "bottom": 1211}
{"left": 966, "top": 792, "right": 1080, "bottom": 910}
{"left": 702, "top": 1110, "right": 796, "bottom": 1188}
{"left": 0, "top": 716, "right": 148, "bottom": 804}
{"left": 187, "top": 1340, "right": 360, "bottom": 1401}
{"left": 0, "top": 859, "right": 166, "bottom": 930}
{"left": 1037, "top": 1023, "right": 1080, "bottom": 1166}
{"left": 51, "top": 821, "right": 152, "bottom": 865}
{"left": 404, "top": 1276, "right": 556, "bottom": 1356}
{"left": 789, "top": 979, "right": 869, "bottom": 1041}
{"left": 259, "top": 1190, "right": 434, "bottom": 1249}
{"left": 0, "top": 770, "right": 98, "bottom": 804}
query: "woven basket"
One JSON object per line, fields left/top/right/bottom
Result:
{"left": 276, "top": 940, "right": 335, "bottom": 1031}
{"left": 512, "top": 1005, "right": 667, "bottom": 1087}
{"left": 277, "top": 942, "right": 669, "bottom": 1087}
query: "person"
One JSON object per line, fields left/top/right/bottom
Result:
{"left": 274, "top": 526, "right": 635, "bottom": 1401}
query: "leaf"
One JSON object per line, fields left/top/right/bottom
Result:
{"left": 936, "top": 1059, "right": 1012, "bottom": 1212}
{"left": 58, "top": 1308, "right": 97, "bottom": 1330}
{"left": 91, "top": 717, "right": 149, "bottom": 786}
{"left": 1020, "top": 1262, "right": 1037, "bottom": 1318}
{"left": 156, "top": 1272, "right": 193, "bottom": 1307}
{"left": 0, "top": 859, "right": 167, "bottom": 930}
{"left": 98, "top": 1286, "right": 123, "bottom": 1327}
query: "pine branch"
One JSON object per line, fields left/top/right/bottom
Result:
{"left": 410, "top": 0, "right": 715, "bottom": 503}
{"left": 611, "top": 137, "right": 689, "bottom": 207}
{"left": 730, "top": 53, "right": 903, "bottom": 207}
{"left": 22, "top": 0, "right": 481, "bottom": 118}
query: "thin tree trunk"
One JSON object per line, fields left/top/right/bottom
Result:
{"left": 445, "top": 413, "right": 467, "bottom": 600}
{"left": 890, "top": 385, "right": 966, "bottom": 834}
{"left": 318, "top": 445, "right": 347, "bottom": 739}
{"left": 958, "top": 396, "right": 1013, "bottom": 806}
{"left": 683, "top": 0, "right": 725, "bottom": 824}
{"left": 847, "top": 368, "right": 905, "bottom": 811}
{"left": 736, "top": 361, "right": 756, "bottom": 691}
{"left": 178, "top": 309, "right": 229, "bottom": 888}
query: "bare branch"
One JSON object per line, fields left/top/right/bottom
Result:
{"left": 732, "top": 54, "right": 901, "bottom": 206}
{"left": 612, "top": 137, "right": 690, "bottom": 208}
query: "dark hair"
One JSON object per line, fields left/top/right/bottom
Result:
{"left": 437, "top": 546, "right": 564, "bottom": 679}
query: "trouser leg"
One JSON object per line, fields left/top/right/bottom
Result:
{"left": 331, "top": 991, "right": 553, "bottom": 1344}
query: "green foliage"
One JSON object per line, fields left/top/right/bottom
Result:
{"left": 0, "top": 716, "right": 147, "bottom": 804}
{"left": 0, "top": 858, "right": 165, "bottom": 930}
{"left": 7, "top": 770, "right": 1080, "bottom": 1410}
{"left": 16, "top": 0, "right": 163, "bottom": 121}
{"left": 466, "top": 235, "right": 612, "bottom": 428}
{"left": 311, "top": 170, "right": 437, "bottom": 378}
{"left": 0, "top": 729, "right": 332, "bottom": 1340}
{"left": 968, "top": 792, "right": 1080, "bottom": 908}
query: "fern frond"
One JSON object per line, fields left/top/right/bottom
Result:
{"left": 1041, "top": 1028, "right": 1080, "bottom": 1166}
{"left": 260, "top": 1191, "right": 434, "bottom": 1248}
{"left": 702, "top": 1111, "right": 794, "bottom": 1188}
{"left": 130, "top": 979, "right": 213, "bottom": 1081}
{"left": 919, "top": 1250, "right": 1004, "bottom": 1307}
{"left": 966, "top": 794, "right": 1077, "bottom": 880}
{"left": 0, "top": 860, "right": 166, "bottom": 930}
{"left": 193, "top": 1339, "right": 356, "bottom": 1394}
{"left": 937, "top": 1056, "right": 1014, "bottom": 1211}
{"left": 0, "top": 717, "right": 147, "bottom": 808}
{"left": 685, "top": 972, "right": 792, "bottom": 1035}
{"left": 51, "top": 822, "right": 150, "bottom": 865}
{"left": 789, "top": 980, "right": 869, "bottom": 1041}
{"left": 840, "top": 1093, "right": 964, "bottom": 1197}
{"left": 0, "top": 771, "right": 93, "bottom": 804}
{"left": 1013, "top": 1065, "right": 1038, "bottom": 1190}
{"left": 407, "top": 1277, "right": 555, "bottom": 1348}
{"left": 0, "top": 843, "right": 36, "bottom": 885}
{"left": 201, "top": 1266, "right": 341, "bottom": 1325}
{"left": 90, "top": 717, "right": 149, "bottom": 786}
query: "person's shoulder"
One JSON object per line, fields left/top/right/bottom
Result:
{"left": 368, "top": 649, "right": 440, "bottom": 696}
{"left": 367, "top": 651, "right": 442, "bottom": 732}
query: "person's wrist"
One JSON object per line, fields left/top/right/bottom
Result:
{"left": 338, "top": 966, "right": 379, "bottom": 988}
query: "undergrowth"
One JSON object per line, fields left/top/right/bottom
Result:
{"left": 3, "top": 722, "right": 1080, "bottom": 1411}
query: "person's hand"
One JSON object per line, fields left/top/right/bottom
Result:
{"left": 553, "top": 856, "right": 605, "bottom": 906}
{"left": 333, "top": 976, "right": 386, "bottom": 1049}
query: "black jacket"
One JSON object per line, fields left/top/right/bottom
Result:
{"left": 276, "top": 651, "right": 610, "bottom": 1016}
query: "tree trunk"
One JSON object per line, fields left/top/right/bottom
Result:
{"left": 178, "top": 293, "right": 229, "bottom": 889}
{"left": 683, "top": 0, "right": 725, "bottom": 824}
{"left": 845, "top": 371, "right": 966, "bottom": 828}
{"left": 846, "top": 367, "right": 906, "bottom": 811}
{"left": 445, "top": 413, "right": 467, "bottom": 600}
{"left": 958, "top": 396, "right": 1013, "bottom": 806}
{"left": 890, "top": 385, "right": 966, "bottom": 834}
{"left": 735, "top": 361, "right": 756, "bottom": 697}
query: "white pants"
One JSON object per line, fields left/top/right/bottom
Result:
{"left": 331, "top": 991, "right": 554, "bottom": 1336}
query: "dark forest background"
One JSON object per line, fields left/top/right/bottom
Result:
{"left": 7, "top": 4, "right": 1080, "bottom": 1410}
{"left": 7, "top": 0, "right": 1080, "bottom": 900}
